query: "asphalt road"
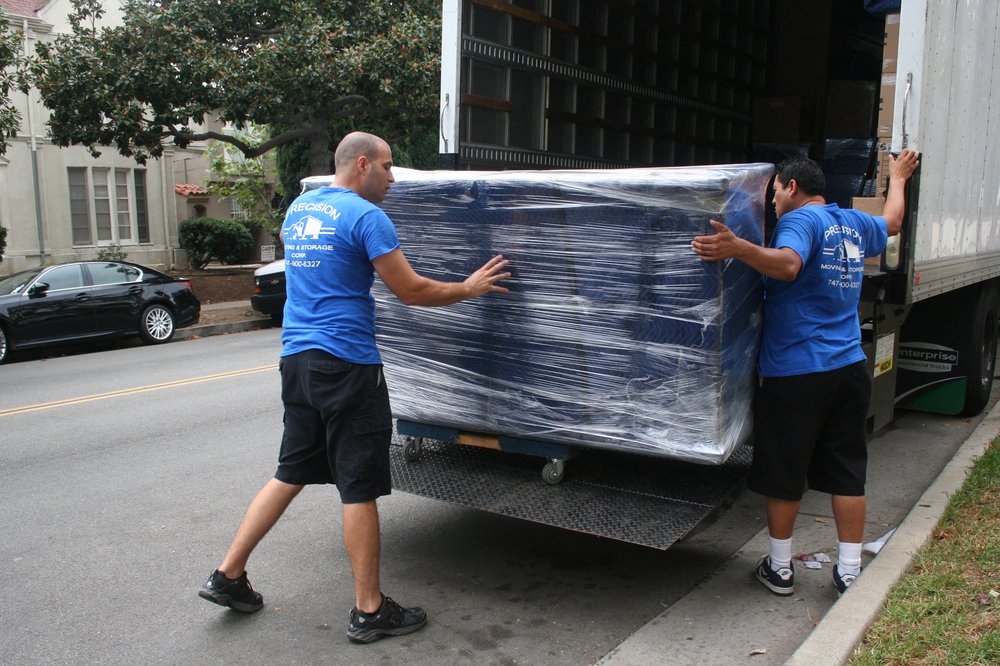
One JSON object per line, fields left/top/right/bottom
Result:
{"left": 0, "top": 329, "right": 990, "bottom": 664}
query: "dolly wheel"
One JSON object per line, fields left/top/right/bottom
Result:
{"left": 542, "top": 459, "right": 565, "bottom": 485}
{"left": 403, "top": 437, "right": 423, "bottom": 462}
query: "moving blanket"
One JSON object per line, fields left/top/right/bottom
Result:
{"left": 302, "top": 164, "right": 772, "bottom": 464}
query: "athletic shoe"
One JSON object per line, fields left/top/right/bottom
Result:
{"left": 833, "top": 565, "right": 858, "bottom": 595}
{"left": 754, "top": 555, "right": 794, "bottom": 596}
{"left": 347, "top": 595, "right": 427, "bottom": 644}
{"left": 198, "top": 569, "right": 264, "bottom": 613}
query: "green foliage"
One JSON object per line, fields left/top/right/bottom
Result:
{"left": 275, "top": 135, "right": 311, "bottom": 211}
{"left": 0, "top": 10, "right": 30, "bottom": 154}
{"left": 207, "top": 126, "right": 284, "bottom": 240}
{"left": 0, "top": 225, "right": 7, "bottom": 262}
{"left": 96, "top": 243, "right": 128, "bottom": 261}
{"left": 31, "top": 0, "right": 442, "bottom": 175}
{"left": 851, "top": 439, "right": 1000, "bottom": 665}
{"left": 274, "top": 117, "right": 439, "bottom": 212}
{"left": 178, "top": 217, "right": 254, "bottom": 269}
{"left": 390, "top": 119, "right": 441, "bottom": 170}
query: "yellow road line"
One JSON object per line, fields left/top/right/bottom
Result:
{"left": 0, "top": 364, "right": 279, "bottom": 417}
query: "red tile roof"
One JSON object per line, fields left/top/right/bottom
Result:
{"left": 0, "top": 1, "right": 50, "bottom": 17}
{"left": 175, "top": 184, "right": 209, "bottom": 197}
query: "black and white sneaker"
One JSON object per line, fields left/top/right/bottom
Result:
{"left": 347, "top": 595, "right": 427, "bottom": 644}
{"left": 833, "top": 565, "right": 858, "bottom": 595}
{"left": 198, "top": 569, "right": 264, "bottom": 613}
{"left": 754, "top": 555, "right": 794, "bottom": 596}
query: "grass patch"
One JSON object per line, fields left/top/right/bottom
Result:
{"left": 850, "top": 438, "right": 1000, "bottom": 666}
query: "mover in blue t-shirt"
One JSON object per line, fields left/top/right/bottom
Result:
{"left": 200, "top": 132, "right": 512, "bottom": 644}
{"left": 692, "top": 151, "right": 919, "bottom": 598}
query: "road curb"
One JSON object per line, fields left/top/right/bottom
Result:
{"left": 785, "top": 400, "right": 1000, "bottom": 665}
{"left": 175, "top": 318, "right": 272, "bottom": 340}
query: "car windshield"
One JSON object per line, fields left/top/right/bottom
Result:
{"left": 0, "top": 268, "right": 43, "bottom": 295}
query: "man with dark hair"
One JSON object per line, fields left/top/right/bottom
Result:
{"left": 199, "top": 131, "right": 511, "bottom": 643}
{"left": 691, "top": 149, "right": 920, "bottom": 597}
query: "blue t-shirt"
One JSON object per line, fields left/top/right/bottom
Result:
{"left": 279, "top": 186, "right": 400, "bottom": 364}
{"left": 759, "top": 204, "right": 887, "bottom": 377}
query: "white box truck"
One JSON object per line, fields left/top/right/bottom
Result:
{"left": 389, "top": 0, "right": 1000, "bottom": 547}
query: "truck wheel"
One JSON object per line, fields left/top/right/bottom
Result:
{"left": 962, "top": 284, "right": 999, "bottom": 415}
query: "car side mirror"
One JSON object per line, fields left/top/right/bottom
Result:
{"left": 28, "top": 281, "right": 50, "bottom": 297}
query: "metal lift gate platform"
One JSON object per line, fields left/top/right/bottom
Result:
{"left": 390, "top": 425, "right": 752, "bottom": 551}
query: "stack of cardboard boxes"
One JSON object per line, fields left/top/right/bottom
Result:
{"left": 853, "top": 12, "right": 901, "bottom": 218}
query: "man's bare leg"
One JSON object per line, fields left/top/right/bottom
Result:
{"left": 218, "top": 478, "right": 304, "bottom": 578}
{"left": 343, "top": 500, "right": 381, "bottom": 613}
{"left": 831, "top": 494, "right": 866, "bottom": 543}
{"left": 766, "top": 497, "right": 801, "bottom": 539}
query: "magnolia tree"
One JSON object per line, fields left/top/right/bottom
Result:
{"left": 0, "top": 10, "right": 29, "bottom": 154}
{"left": 31, "top": 0, "right": 441, "bottom": 175}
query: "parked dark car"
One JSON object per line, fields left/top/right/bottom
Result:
{"left": 0, "top": 260, "right": 201, "bottom": 363}
{"left": 251, "top": 259, "right": 286, "bottom": 326}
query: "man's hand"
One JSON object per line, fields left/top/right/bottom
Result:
{"left": 692, "top": 219, "right": 802, "bottom": 281}
{"left": 463, "top": 254, "right": 511, "bottom": 297}
{"left": 889, "top": 149, "right": 920, "bottom": 183}
{"left": 691, "top": 219, "right": 742, "bottom": 262}
{"left": 882, "top": 149, "right": 921, "bottom": 236}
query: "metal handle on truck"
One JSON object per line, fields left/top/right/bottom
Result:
{"left": 901, "top": 72, "right": 912, "bottom": 149}
{"left": 440, "top": 93, "right": 450, "bottom": 152}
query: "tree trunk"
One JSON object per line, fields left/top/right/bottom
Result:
{"left": 306, "top": 123, "right": 333, "bottom": 176}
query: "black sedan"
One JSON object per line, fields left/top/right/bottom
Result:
{"left": 0, "top": 260, "right": 200, "bottom": 363}
{"left": 251, "top": 259, "right": 285, "bottom": 326}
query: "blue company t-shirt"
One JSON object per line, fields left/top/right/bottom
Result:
{"left": 759, "top": 204, "right": 888, "bottom": 377}
{"left": 279, "top": 186, "right": 400, "bottom": 364}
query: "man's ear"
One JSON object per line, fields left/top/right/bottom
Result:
{"left": 786, "top": 178, "right": 799, "bottom": 196}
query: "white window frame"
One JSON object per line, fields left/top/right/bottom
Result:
{"left": 67, "top": 167, "right": 148, "bottom": 247}
{"left": 230, "top": 197, "right": 250, "bottom": 221}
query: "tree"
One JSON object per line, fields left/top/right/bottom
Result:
{"left": 31, "top": 0, "right": 441, "bottom": 175}
{"left": 206, "top": 126, "right": 284, "bottom": 240}
{"left": 0, "top": 10, "right": 30, "bottom": 154}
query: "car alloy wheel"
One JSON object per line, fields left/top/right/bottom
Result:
{"left": 140, "top": 304, "right": 176, "bottom": 344}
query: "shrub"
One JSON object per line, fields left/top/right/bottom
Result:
{"left": 96, "top": 243, "right": 128, "bottom": 261}
{"left": 178, "top": 217, "right": 254, "bottom": 269}
{"left": 0, "top": 226, "right": 6, "bottom": 263}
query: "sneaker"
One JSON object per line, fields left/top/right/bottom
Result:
{"left": 754, "top": 555, "right": 794, "bottom": 596}
{"left": 347, "top": 595, "right": 427, "bottom": 644}
{"left": 833, "top": 565, "right": 858, "bottom": 595}
{"left": 198, "top": 569, "right": 264, "bottom": 613}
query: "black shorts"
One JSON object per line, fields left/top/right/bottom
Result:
{"left": 748, "top": 361, "right": 871, "bottom": 501}
{"left": 274, "top": 349, "right": 393, "bottom": 504}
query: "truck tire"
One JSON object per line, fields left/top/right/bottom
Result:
{"left": 962, "top": 284, "right": 999, "bottom": 415}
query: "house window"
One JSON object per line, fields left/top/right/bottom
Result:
{"left": 135, "top": 171, "right": 150, "bottom": 242}
{"left": 230, "top": 198, "right": 249, "bottom": 220}
{"left": 67, "top": 167, "right": 149, "bottom": 247}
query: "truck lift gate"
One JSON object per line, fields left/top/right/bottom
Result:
{"left": 390, "top": 428, "right": 752, "bottom": 551}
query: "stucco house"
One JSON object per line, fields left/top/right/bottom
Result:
{"left": 0, "top": 0, "right": 235, "bottom": 275}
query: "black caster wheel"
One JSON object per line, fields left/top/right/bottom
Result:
{"left": 542, "top": 459, "right": 565, "bottom": 485}
{"left": 403, "top": 437, "right": 423, "bottom": 462}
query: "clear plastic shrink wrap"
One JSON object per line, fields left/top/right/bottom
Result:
{"left": 303, "top": 163, "right": 772, "bottom": 464}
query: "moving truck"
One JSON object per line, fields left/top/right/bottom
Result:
{"left": 390, "top": 0, "right": 1000, "bottom": 547}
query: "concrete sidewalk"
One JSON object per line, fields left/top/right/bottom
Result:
{"left": 600, "top": 398, "right": 1000, "bottom": 665}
